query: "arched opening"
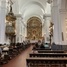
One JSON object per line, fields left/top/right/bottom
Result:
{"left": 26, "top": 16, "right": 42, "bottom": 41}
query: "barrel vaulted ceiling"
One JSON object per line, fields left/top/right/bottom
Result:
{"left": 7, "top": 0, "right": 51, "bottom": 24}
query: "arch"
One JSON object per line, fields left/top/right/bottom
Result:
{"left": 27, "top": 16, "right": 42, "bottom": 24}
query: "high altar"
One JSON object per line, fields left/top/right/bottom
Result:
{"left": 26, "top": 16, "right": 43, "bottom": 42}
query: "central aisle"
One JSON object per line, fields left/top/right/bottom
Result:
{"left": 2, "top": 45, "right": 33, "bottom": 67}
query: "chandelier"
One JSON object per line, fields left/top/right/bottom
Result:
{"left": 6, "top": 0, "right": 16, "bottom": 21}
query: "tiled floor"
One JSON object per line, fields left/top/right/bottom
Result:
{"left": 2, "top": 45, "right": 33, "bottom": 67}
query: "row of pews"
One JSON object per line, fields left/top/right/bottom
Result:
{"left": 0, "top": 42, "right": 31, "bottom": 65}
{"left": 26, "top": 46, "right": 67, "bottom": 67}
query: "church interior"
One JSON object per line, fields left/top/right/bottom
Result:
{"left": 0, "top": 0, "right": 67, "bottom": 67}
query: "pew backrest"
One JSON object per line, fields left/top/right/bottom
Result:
{"left": 26, "top": 57, "right": 67, "bottom": 65}
{"left": 38, "top": 50, "right": 64, "bottom": 53}
{"left": 29, "top": 53, "right": 67, "bottom": 57}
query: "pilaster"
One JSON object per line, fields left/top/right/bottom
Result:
{"left": 51, "top": 0, "right": 62, "bottom": 44}
{"left": 0, "top": 0, "right": 6, "bottom": 44}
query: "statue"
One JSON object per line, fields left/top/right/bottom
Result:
{"left": 9, "top": 0, "right": 13, "bottom": 12}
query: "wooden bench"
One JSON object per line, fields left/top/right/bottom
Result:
{"left": 35, "top": 48, "right": 51, "bottom": 50}
{"left": 26, "top": 57, "right": 67, "bottom": 67}
{"left": 37, "top": 50, "right": 64, "bottom": 53}
{"left": 29, "top": 53, "right": 67, "bottom": 57}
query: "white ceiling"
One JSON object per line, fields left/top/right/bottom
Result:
{"left": 9, "top": 0, "right": 51, "bottom": 24}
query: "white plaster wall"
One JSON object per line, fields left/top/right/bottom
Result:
{"left": 51, "top": 0, "right": 62, "bottom": 44}
{"left": 58, "top": 0, "right": 67, "bottom": 45}
{"left": 0, "top": 0, "right": 6, "bottom": 44}
{"left": 12, "top": 0, "right": 19, "bottom": 14}
{"left": 45, "top": 3, "right": 51, "bottom": 15}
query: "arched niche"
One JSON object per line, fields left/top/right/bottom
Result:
{"left": 27, "top": 16, "right": 42, "bottom": 40}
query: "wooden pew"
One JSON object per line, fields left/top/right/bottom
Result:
{"left": 26, "top": 57, "right": 67, "bottom": 67}
{"left": 37, "top": 50, "right": 64, "bottom": 53}
{"left": 35, "top": 48, "right": 51, "bottom": 50}
{"left": 29, "top": 53, "right": 67, "bottom": 57}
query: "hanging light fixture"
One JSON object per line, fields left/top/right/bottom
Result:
{"left": 6, "top": 0, "right": 16, "bottom": 21}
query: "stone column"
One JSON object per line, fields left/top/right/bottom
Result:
{"left": 43, "top": 15, "right": 51, "bottom": 43}
{"left": 51, "top": 0, "right": 67, "bottom": 45}
{"left": 0, "top": 0, "right": 6, "bottom": 44}
{"left": 16, "top": 16, "right": 22, "bottom": 43}
{"left": 16, "top": 17, "right": 19, "bottom": 43}
{"left": 16, "top": 16, "right": 26, "bottom": 43}
{"left": 59, "top": 0, "right": 67, "bottom": 45}
{"left": 51, "top": 0, "right": 62, "bottom": 44}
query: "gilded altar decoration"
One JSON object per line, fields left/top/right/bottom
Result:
{"left": 27, "top": 16, "right": 42, "bottom": 40}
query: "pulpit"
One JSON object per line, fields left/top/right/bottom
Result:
{"left": 5, "top": 1, "right": 16, "bottom": 44}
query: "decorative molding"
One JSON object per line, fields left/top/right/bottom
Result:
{"left": 43, "top": 14, "right": 51, "bottom": 19}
